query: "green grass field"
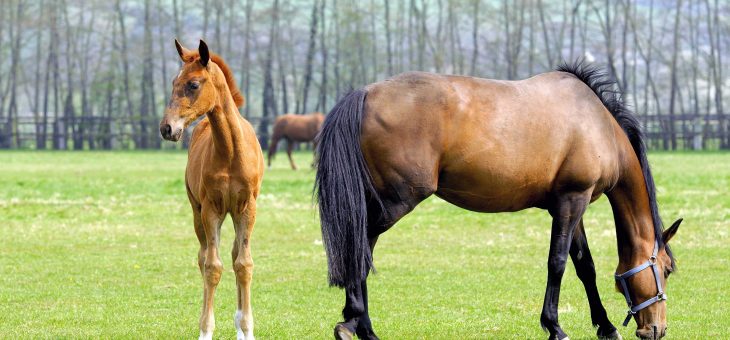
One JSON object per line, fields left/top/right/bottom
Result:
{"left": 0, "top": 151, "right": 728, "bottom": 339}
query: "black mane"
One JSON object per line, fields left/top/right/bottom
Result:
{"left": 557, "top": 60, "right": 675, "bottom": 269}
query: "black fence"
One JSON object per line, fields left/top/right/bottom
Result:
{"left": 0, "top": 113, "right": 727, "bottom": 150}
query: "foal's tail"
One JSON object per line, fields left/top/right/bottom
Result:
{"left": 315, "top": 89, "right": 382, "bottom": 289}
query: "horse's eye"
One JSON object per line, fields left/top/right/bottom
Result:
{"left": 187, "top": 81, "right": 200, "bottom": 90}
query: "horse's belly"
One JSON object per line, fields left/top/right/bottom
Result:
{"left": 435, "top": 161, "right": 553, "bottom": 212}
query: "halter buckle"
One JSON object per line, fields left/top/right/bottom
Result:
{"left": 658, "top": 293, "right": 667, "bottom": 301}
{"left": 648, "top": 255, "right": 657, "bottom": 265}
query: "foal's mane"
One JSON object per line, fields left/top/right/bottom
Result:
{"left": 557, "top": 60, "right": 675, "bottom": 269}
{"left": 182, "top": 51, "right": 245, "bottom": 108}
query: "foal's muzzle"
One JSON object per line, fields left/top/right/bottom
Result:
{"left": 159, "top": 122, "right": 182, "bottom": 142}
{"left": 160, "top": 124, "right": 173, "bottom": 140}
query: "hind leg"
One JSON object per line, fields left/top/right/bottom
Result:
{"left": 335, "top": 250, "right": 376, "bottom": 340}
{"left": 335, "top": 193, "right": 431, "bottom": 340}
{"left": 570, "top": 220, "right": 621, "bottom": 339}
{"left": 286, "top": 139, "right": 297, "bottom": 170}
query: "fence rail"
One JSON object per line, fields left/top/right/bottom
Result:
{"left": 0, "top": 113, "right": 727, "bottom": 150}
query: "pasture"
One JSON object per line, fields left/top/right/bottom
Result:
{"left": 0, "top": 151, "right": 727, "bottom": 338}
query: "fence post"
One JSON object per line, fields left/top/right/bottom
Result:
{"left": 692, "top": 117, "right": 703, "bottom": 150}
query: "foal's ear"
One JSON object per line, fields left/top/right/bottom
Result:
{"left": 174, "top": 39, "right": 189, "bottom": 61}
{"left": 198, "top": 40, "right": 210, "bottom": 67}
{"left": 663, "top": 218, "right": 682, "bottom": 243}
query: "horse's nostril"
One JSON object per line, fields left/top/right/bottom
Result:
{"left": 160, "top": 124, "right": 172, "bottom": 138}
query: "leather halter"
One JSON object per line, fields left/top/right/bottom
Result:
{"left": 614, "top": 240, "right": 666, "bottom": 327}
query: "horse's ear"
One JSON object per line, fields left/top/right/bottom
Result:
{"left": 663, "top": 218, "right": 682, "bottom": 243}
{"left": 198, "top": 40, "right": 210, "bottom": 67}
{"left": 174, "top": 39, "right": 189, "bottom": 61}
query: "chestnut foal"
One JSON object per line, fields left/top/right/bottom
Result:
{"left": 160, "top": 40, "right": 264, "bottom": 340}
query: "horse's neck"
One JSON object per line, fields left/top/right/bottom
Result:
{"left": 206, "top": 92, "right": 243, "bottom": 162}
{"left": 606, "top": 159, "right": 657, "bottom": 268}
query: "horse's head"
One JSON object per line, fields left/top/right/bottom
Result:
{"left": 616, "top": 218, "right": 681, "bottom": 339}
{"left": 160, "top": 39, "right": 218, "bottom": 142}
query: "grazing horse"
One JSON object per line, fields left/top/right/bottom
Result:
{"left": 268, "top": 112, "right": 325, "bottom": 170}
{"left": 160, "top": 40, "right": 264, "bottom": 340}
{"left": 315, "top": 62, "right": 682, "bottom": 340}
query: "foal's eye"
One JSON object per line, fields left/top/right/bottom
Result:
{"left": 187, "top": 81, "right": 200, "bottom": 90}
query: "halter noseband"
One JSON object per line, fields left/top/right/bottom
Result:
{"left": 614, "top": 240, "right": 666, "bottom": 326}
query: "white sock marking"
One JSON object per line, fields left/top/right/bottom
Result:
{"left": 199, "top": 330, "right": 213, "bottom": 340}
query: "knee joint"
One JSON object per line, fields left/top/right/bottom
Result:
{"left": 204, "top": 260, "right": 223, "bottom": 284}
{"left": 547, "top": 256, "right": 568, "bottom": 272}
{"left": 233, "top": 258, "right": 254, "bottom": 279}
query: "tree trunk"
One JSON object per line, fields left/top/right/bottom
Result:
{"left": 33, "top": 0, "right": 45, "bottom": 149}
{"left": 301, "top": 0, "right": 319, "bottom": 114}
{"left": 240, "top": 0, "right": 252, "bottom": 118}
{"left": 5, "top": 0, "right": 24, "bottom": 148}
{"left": 259, "top": 0, "right": 280, "bottom": 148}
{"left": 115, "top": 0, "right": 137, "bottom": 147}
{"left": 667, "top": 0, "right": 682, "bottom": 150}
{"left": 537, "top": 0, "right": 553, "bottom": 68}
{"left": 318, "top": 0, "right": 328, "bottom": 111}
{"left": 384, "top": 0, "right": 393, "bottom": 75}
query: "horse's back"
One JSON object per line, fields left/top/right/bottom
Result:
{"left": 274, "top": 113, "right": 323, "bottom": 141}
{"left": 361, "top": 71, "right": 625, "bottom": 212}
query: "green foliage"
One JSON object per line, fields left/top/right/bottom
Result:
{"left": 0, "top": 151, "right": 727, "bottom": 338}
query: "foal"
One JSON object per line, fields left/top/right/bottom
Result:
{"left": 160, "top": 40, "right": 264, "bottom": 340}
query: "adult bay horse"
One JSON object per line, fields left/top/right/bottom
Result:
{"left": 315, "top": 62, "right": 682, "bottom": 340}
{"left": 268, "top": 112, "right": 325, "bottom": 169}
{"left": 160, "top": 40, "right": 264, "bottom": 340}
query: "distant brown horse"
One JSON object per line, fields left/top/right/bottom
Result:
{"left": 316, "top": 63, "right": 682, "bottom": 340}
{"left": 268, "top": 112, "right": 324, "bottom": 169}
{"left": 160, "top": 40, "right": 264, "bottom": 340}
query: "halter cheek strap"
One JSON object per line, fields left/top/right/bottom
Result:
{"left": 614, "top": 240, "right": 666, "bottom": 327}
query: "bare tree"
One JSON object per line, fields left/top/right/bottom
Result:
{"left": 667, "top": 0, "right": 683, "bottom": 150}
{"left": 384, "top": 0, "right": 394, "bottom": 75}
{"left": 300, "top": 0, "right": 319, "bottom": 113}
{"left": 318, "top": 0, "right": 328, "bottom": 111}
{"left": 259, "top": 0, "right": 280, "bottom": 148}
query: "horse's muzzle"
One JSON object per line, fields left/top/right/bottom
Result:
{"left": 160, "top": 124, "right": 172, "bottom": 139}
{"left": 160, "top": 123, "right": 182, "bottom": 141}
{"left": 636, "top": 324, "right": 666, "bottom": 339}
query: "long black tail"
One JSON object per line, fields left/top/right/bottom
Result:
{"left": 557, "top": 60, "right": 674, "bottom": 269}
{"left": 315, "top": 89, "right": 382, "bottom": 288}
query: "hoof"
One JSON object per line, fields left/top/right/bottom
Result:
{"left": 199, "top": 330, "right": 213, "bottom": 340}
{"left": 598, "top": 329, "right": 623, "bottom": 340}
{"left": 334, "top": 324, "right": 354, "bottom": 340}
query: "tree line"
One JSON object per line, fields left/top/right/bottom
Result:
{"left": 0, "top": 0, "right": 727, "bottom": 150}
